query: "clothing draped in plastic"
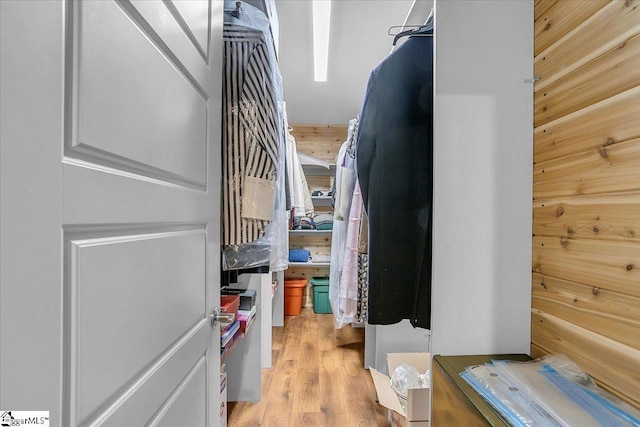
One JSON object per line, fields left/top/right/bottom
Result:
{"left": 221, "top": 1, "right": 288, "bottom": 271}
{"left": 329, "top": 118, "right": 363, "bottom": 328}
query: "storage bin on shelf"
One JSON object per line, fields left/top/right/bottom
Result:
{"left": 284, "top": 278, "right": 308, "bottom": 316}
{"left": 310, "top": 277, "right": 331, "bottom": 314}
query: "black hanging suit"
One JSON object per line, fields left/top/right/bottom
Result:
{"left": 356, "top": 22, "right": 433, "bottom": 329}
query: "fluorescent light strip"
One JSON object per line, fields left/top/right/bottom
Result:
{"left": 312, "top": 0, "right": 332, "bottom": 82}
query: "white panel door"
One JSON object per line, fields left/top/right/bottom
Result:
{"left": 0, "top": 1, "right": 223, "bottom": 426}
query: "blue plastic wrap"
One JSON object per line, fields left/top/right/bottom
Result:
{"left": 462, "top": 354, "right": 640, "bottom": 427}
{"left": 461, "top": 364, "right": 564, "bottom": 427}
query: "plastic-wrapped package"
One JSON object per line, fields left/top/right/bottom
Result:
{"left": 529, "top": 355, "right": 640, "bottom": 426}
{"left": 461, "top": 364, "right": 565, "bottom": 427}
{"left": 538, "top": 364, "right": 640, "bottom": 427}
{"left": 462, "top": 354, "right": 640, "bottom": 427}
{"left": 492, "top": 356, "right": 640, "bottom": 427}
{"left": 221, "top": 1, "right": 288, "bottom": 271}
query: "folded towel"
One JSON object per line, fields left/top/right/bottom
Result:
{"left": 289, "top": 249, "right": 311, "bottom": 262}
{"left": 316, "top": 223, "right": 333, "bottom": 230}
{"left": 313, "top": 254, "right": 331, "bottom": 262}
{"left": 313, "top": 212, "right": 333, "bottom": 225}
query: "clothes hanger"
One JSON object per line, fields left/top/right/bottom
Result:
{"left": 389, "top": 26, "right": 432, "bottom": 46}
{"left": 230, "top": 1, "right": 243, "bottom": 18}
{"left": 388, "top": 7, "right": 434, "bottom": 46}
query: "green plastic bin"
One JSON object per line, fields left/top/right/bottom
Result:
{"left": 310, "top": 277, "right": 331, "bottom": 314}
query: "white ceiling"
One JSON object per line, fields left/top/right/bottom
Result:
{"left": 275, "top": 0, "right": 433, "bottom": 126}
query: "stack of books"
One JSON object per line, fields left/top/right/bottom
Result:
{"left": 219, "top": 287, "right": 258, "bottom": 361}
{"left": 221, "top": 287, "right": 257, "bottom": 336}
{"left": 220, "top": 319, "right": 241, "bottom": 360}
{"left": 237, "top": 305, "right": 257, "bottom": 335}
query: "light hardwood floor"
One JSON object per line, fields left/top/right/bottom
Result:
{"left": 227, "top": 307, "right": 389, "bottom": 426}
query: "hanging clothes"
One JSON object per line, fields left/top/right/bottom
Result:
{"left": 222, "top": 21, "right": 280, "bottom": 246}
{"left": 356, "top": 210, "right": 369, "bottom": 324}
{"left": 298, "top": 160, "right": 315, "bottom": 217}
{"left": 329, "top": 119, "right": 360, "bottom": 329}
{"left": 285, "top": 131, "right": 307, "bottom": 217}
{"left": 283, "top": 156, "right": 291, "bottom": 212}
{"left": 221, "top": 2, "right": 289, "bottom": 272}
{"left": 336, "top": 179, "right": 363, "bottom": 327}
{"left": 334, "top": 118, "right": 359, "bottom": 221}
{"left": 356, "top": 20, "right": 434, "bottom": 329}
{"left": 329, "top": 141, "right": 348, "bottom": 327}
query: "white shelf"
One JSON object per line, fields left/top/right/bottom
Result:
{"left": 311, "top": 195, "right": 333, "bottom": 206}
{"left": 299, "top": 152, "right": 331, "bottom": 168}
{"left": 301, "top": 163, "right": 336, "bottom": 176}
{"left": 288, "top": 262, "right": 331, "bottom": 267}
{"left": 289, "top": 229, "right": 332, "bottom": 237}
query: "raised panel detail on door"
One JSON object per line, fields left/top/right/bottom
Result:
{"left": 89, "top": 328, "right": 209, "bottom": 427}
{"left": 129, "top": 0, "right": 211, "bottom": 92}
{"left": 67, "top": 228, "right": 205, "bottom": 423}
{"left": 169, "top": 0, "right": 210, "bottom": 58}
{"left": 66, "top": 1, "right": 207, "bottom": 189}
{"left": 152, "top": 357, "right": 207, "bottom": 427}
{"left": 1, "top": 0, "right": 222, "bottom": 425}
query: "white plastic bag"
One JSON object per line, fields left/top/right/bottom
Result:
{"left": 390, "top": 363, "right": 429, "bottom": 413}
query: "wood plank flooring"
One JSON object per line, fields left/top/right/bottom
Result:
{"left": 227, "top": 308, "right": 389, "bottom": 426}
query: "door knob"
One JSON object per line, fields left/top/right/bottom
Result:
{"left": 210, "top": 307, "right": 235, "bottom": 327}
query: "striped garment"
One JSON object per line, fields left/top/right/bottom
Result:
{"left": 223, "top": 23, "right": 280, "bottom": 245}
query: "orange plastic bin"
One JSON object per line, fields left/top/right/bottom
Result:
{"left": 284, "top": 278, "right": 308, "bottom": 316}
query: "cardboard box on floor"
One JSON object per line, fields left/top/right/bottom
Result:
{"left": 370, "top": 353, "right": 431, "bottom": 427}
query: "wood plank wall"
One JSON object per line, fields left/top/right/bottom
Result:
{"left": 286, "top": 124, "right": 347, "bottom": 283}
{"left": 532, "top": 0, "right": 640, "bottom": 408}
{"left": 291, "top": 124, "right": 348, "bottom": 193}
{"left": 290, "top": 124, "right": 347, "bottom": 164}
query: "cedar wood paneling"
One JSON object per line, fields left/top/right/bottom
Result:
{"left": 533, "top": 0, "right": 640, "bottom": 408}
{"left": 290, "top": 124, "right": 348, "bottom": 164}
{"left": 285, "top": 124, "right": 346, "bottom": 280}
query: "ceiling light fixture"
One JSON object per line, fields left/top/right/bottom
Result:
{"left": 312, "top": 0, "right": 332, "bottom": 82}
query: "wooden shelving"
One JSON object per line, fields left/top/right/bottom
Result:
{"left": 288, "top": 261, "right": 331, "bottom": 267}
{"left": 287, "top": 125, "right": 346, "bottom": 300}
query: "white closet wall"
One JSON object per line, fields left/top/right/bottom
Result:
{"left": 431, "top": 0, "right": 533, "bottom": 356}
